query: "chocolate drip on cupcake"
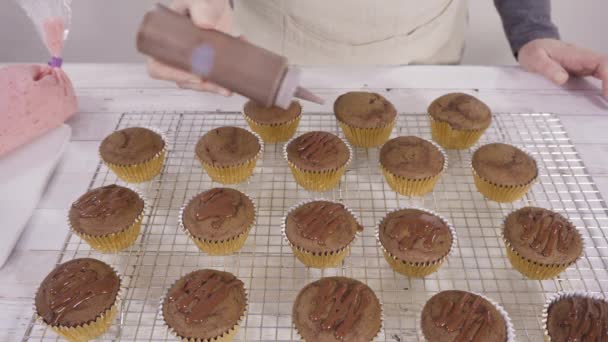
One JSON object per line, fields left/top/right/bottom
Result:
{"left": 546, "top": 295, "right": 608, "bottom": 341}
{"left": 517, "top": 208, "right": 575, "bottom": 257}
{"left": 387, "top": 212, "right": 445, "bottom": 251}
{"left": 194, "top": 188, "right": 242, "bottom": 229}
{"left": 293, "top": 202, "right": 348, "bottom": 246}
{"left": 432, "top": 292, "right": 493, "bottom": 341}
{"left": 72, "top": 184, "right": 136, "bottom": 219}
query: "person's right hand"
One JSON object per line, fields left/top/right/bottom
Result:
{"left": 147, "top": 0, "right": 234, "bottom": 95}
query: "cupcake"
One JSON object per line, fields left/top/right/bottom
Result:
{"left": 195, "top": 126, "right": 262, "bottom": 184}
{"left": 472, "top": 143, "right": 538, "bottom": 202}
{"left": 503, "top": 207, "right": 583, "bottom": 280}
{"left": 334, "top": 91, "right": 397, "bottom": 148}
{"left": 283, "top": 200, "right": 363, "bottom": 268}
{"left": 69, "top": 184, "right": 145, "bottom": 253}
{"left": 243, "top": 100, "right": 302, "bottom": 143}
{"left": 543, "top": 292, "right": 608, "bottom": 341}
{"left": 378, "top": 208, "right": 455, "bottom": 277}
{"left": 293, "top": 277, "right": 382, "bottom": 342}
{"left": 35, "top": 258, "right": 121, "bottom": 341}
{"left": 162, "top": 269, "right": 247, "bottom": 342}
{"left": 380, "top": 136, "right": 446, "bottom": 196}
{"left": 284, "top": 131, "right": 351, "bottom": 192}
{"left": 100, "top": 127, "right": 166, "bottom": 183}
{"left": 421, "top": 290, "right": 515, "bottom": 341}
{"left": 428, "top": 92, "right": 492, "bottom": 149}
{"left": 180, "top": 188, "right": 255, "bottom": 255}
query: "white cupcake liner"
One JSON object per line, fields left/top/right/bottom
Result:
{"left": 542, "top": 291, "right": 608, "bottom": 341}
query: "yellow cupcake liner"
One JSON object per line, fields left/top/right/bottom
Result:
{"left": 243, "top": 112, "right": 301, "bottom": 143}
{"left": 337, "top": 119, "right": 395, "bottom": 148}
{"left": 541, "top": 292, "right": 606, "bottom": 342}
{"left": 103, "top": 148, "right": 166, "bottom": 183}
{"left": 377, "top": 207, "right": 456, "bottom": 278}
{"left": 428, "top": 115, "right": 488, "bottom": 150}
{"left": 179, "top": 190, "right": 256, "bottom": 256}
{"left": 197, "top": 130, "right": 263, "bottom": 184}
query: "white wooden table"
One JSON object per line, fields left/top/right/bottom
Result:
{"left": 2, "top": 64, "right": 608, "bottom": 341}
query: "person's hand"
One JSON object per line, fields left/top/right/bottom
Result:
{"left": 518, "top": 38, "right": 608, "bottom": 98}
{"left": 147, "top": 0, "right": 234, "bottom": 95}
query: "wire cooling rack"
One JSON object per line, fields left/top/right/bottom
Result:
{"left": 22, "top": 111, "right": 608, "bottom": 341}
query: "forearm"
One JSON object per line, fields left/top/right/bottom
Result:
{"left": 494, "top": 0, "right": 560, "bottom": 56}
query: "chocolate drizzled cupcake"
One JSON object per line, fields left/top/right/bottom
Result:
{"left": 162, "top": 269, "right": 247, "bottom": 342}
{"left": 543, "top": 292, "right": 608, "bottom": 341}
{"left": 283, "top": 200, "right": 363, "bottom": 268}
{"left": 69, "top": 184, "right": 145, "bottom": 253}
{"left": 293, "top": 277, "right": 382, "bottom": 342}
{"left": 180, "top": 188, "right": 255, "bottom": 255}
{"left": 35, "top": 258, "right": 121, "bottom": 341}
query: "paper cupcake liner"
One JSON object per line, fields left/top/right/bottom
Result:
{"left": 197, "top": 130, "right": 264, "bottom": 184}
{"left": 337, "top": 119, "right": 395, "bottom": 148}
{"left": 35, "top": 264, "right": 123, "bottom": 341}
{"left": 100, "top": 126, "right": 168, "bottom": 183}
{"left": 502, "top": 211, "right": 583, "bottom": 280}
{"left": 380, "top": 139, "right": 448, "bottom": 196}
{"left": 159, "top": 273, "right": 248, "bottom": 342}
{"left": 179, "top": 190, "right": 256, "bottom": 256}
{"left": 541, "top": 291, "right": 607, "bottom": 342}
{"left": 283, "top": 135, "right": 352, "bottom": 192}
{"left": 471, "top": 144, "right": 538, "bottom": 203}
{"left": 428, "top": 115, "right": 488, "bottom": 150}
{"left": 281, "top": 199, "right": 361, "bottom": 268}
{"left": 243, "top": 111, "right": 301, "bottom": 143}
{"left": 377, "top": 207, "right": 457, "bottom": 278}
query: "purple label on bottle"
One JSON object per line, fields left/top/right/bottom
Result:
{"left": 191, "top": 44, "right": 214, "bottom": 77}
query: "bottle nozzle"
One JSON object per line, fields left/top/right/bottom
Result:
{"left": 294, "top": 87, "right": 325, "bottom": 105}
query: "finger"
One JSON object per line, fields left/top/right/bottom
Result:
{"left": 594, "top": 60, "right": 608, "bottom": 97}
{"left": 147, "top": 58, "right": 199, "bottom": 83}
{"left": 188, "top": 0, "right": 228, "bottom": 29}
{"left": 528, "top": 49, "right": 570, "bottom": 85}
{"left": 177, "top": 80, "right": 232, "bottom": 96}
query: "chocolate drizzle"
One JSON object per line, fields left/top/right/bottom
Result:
{"left": 71, "top": 185, "right": 135, "bottom": 219}
{"left": 168, "top": 270, "right": 241, "bottom": 324}
{"left": 559, "top": 298, "right": 608, "bottom": 340}
{"left": 387, "top": 212, "right": 445, "bottom": 251}
{"left": 296, "top": 132, "right": 339, "bottom": 164}
{"left": 309, "top": 279, "right": 368, "bottom": 340}
{"left": 194, "top": 188, "right": 242, "bottom": 229}
{"left": 517, "top": 209, "right": 574, "bottom": 257}
{"left": 432, "top": 293, "right": 494, "bottom": 342}
{"left": 293, "top": 202, "right": 349, "bottom": 246}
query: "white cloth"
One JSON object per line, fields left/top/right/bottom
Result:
{"left": 234, "top": 0, "right": 467, "bottom": 65}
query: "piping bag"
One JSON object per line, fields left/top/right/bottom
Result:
{"left": 0, "top": 0, "right": 78, "bottom": 157}
{"left": 137, "top": 4, "right": 324, "bottom": 109}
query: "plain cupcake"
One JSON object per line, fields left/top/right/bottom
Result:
{"left": 180, "top": 187, "right": 255, "bottom": 255}
{"left": 195, "top": 126, "right": 262, "bottom": 184}
{"left": 292, "top": 277, "right": 382, "bottom": 342}
{"left": 284, "top": 131, "right": 351, "bottom": 191}
{"left": 472, "top": 143, "right": 538, "bottom": 202}
{"left": 162, "top": 269, "right": 247, "bottom": 342}
{"left": 243, "top": 100, "right": 302, "bottom": 143}
{"left": 543, "top": 292, "right": 608, "bottom": 341}
{"left": 283, "top": 200, "right": 363, "bottom": 268}
{"left": 379, "top": 136, "right": 446, "bottom": 196}
{"left": 503, "top": 207, "right": 583, "bottom": 279}
{"left": 69, "top": 184, "right": 145, "bottom": 253}
{"left": 99, "top": 127, "right": 166, "bottom": 183}
{"left": 428, "top": 92, "right": 492, "bottom": 149}
{"left": 35, "top": 258, "right": 121, "bottom": 341}
{"left": 334, "top": 91, "right": 397, "bottom": 148}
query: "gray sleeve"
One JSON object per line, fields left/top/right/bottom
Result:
{"left": 494, "top": 0, "right": 560, "bottom": 56}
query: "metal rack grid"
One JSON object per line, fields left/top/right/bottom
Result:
{"left": 22, "top": 111, "right": 608, "bottom": 341}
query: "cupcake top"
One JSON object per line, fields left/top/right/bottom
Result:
{"left": 69, "top": 184, "right": 144, "bottom": 237}
{"left": 100, "top": 127, "right": 165, "bottom": 165}
{"left": 243, "top": 100, "right": 301, "bottom": 125}
{"left": 285, "top": 200, "right": 363, "bottom": 253}
{"left": 35, "top": 258, "right": 120, "bottom": 327}
{"left": 421, "top": 290, "right": 507, "bottom": 342}
{"left": 472, "top": 143, "right": 538, "bottom": 186}
{"left": 286, "top": 131, "right": 350, "bottom": 172}
{"left": 380, "top": 136, "right": 445, "bottom": 179}
{"left": 293, "top": 277, "right": 382, "bottom": 342}
{"left": 546, "top": 295, "right": 608, "bottom": 341}
{"left": 428, "top": 93, "right": 492, "bottom": 130}
{"left": 379, "top": 209, "right": 452, "bottom": 264}
{"left": 163, "top": 269, "right": 246, "bottom": 340}
{"left": 182, "top": 188, "right": 255, "bottom": 242}
{"left": 504, "top": 207, "right": 582, "bottom": 265}
{"left": 195, "top": 126, "right": 261, "bottom": 167}
{"left": 334, "top": 91, "right": 397, "bottom": 128}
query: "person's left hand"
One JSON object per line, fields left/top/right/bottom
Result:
{"left": 518, "top": 38, "right": 608, "bottom": 98}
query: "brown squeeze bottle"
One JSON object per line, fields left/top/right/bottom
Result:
{"left": 136, "top": 4, "right": 323, "bottom": 109}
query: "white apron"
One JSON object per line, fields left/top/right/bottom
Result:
{"left": 234, "top": 0, "right": 467, "bottom": 65}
